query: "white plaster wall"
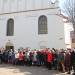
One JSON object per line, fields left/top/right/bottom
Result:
{"left": 47, "top": 15, "right": 65, "bottom": 49}
{"left": 0, "top": 8, "right": 66, "bottom": 49}
{"left": 64, "top": 23, "right": 73, "bottom": 48}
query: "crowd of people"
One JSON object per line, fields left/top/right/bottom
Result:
{"left": 0, "top": 48, "right": 75, "bottom": 75}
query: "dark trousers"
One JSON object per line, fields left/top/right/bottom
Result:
{"left": 29, "top": 60, "right": 32, "bottom": 66}
{"left": 52, "top": 60, "right": 57, "bottom": 70}
{"left": 47, "top": 62, "right": 52, "bottom": 70}
{"left": 73, "top": 64, "right": 75, "bottom": 73}
{"left": 18, "top": 60, "right": 24, "bottom": 65}
{"left": 65, "top": 65, "right": 71, "bottom": 73}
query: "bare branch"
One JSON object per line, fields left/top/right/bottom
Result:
{"left": 59, "top": 0, "right": 75, "bottom": 32}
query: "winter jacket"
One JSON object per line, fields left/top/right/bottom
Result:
{"left": 47, "top": 52, "right": 53, "bottom": 63}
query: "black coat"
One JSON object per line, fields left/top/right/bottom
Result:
{"left": 71, "top": 51, "right": 75, "bottom": 65}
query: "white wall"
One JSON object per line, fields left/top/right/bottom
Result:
{"left": 64, "top": 23, "right": 73, "bottom": 48}
{"left": 48, "top": 15, "right": 65, "bottom": 49}
{"left": 0, "top": 0, "right": 58, "bottom": 14}
{"left": 0, "top": 8, "right": 66, "bottom": 50}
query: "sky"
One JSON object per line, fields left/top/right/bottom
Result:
{"left": 59, "top": 0, "right": 65, "bottom": 9}
{"left": 58, "top": 0, "right": 69, "bottom": 17}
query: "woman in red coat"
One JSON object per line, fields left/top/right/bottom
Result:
{"left": 47, "top": 50, "right": 53, "bottom": 70}
{"left": 18, "top": 51, "right": 24, "bottom": 65}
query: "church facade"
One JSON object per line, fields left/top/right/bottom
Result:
{"left": 0, "top": 0, "right": 66, "bottom": 50}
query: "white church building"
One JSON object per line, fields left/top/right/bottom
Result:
{"left": 0, "top": 0, "right": 66, "bottom": 50}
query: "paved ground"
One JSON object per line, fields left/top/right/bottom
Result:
{"left": 0, "top": 64, "right": 71, "bottom": 75}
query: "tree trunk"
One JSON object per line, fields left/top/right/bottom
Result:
{"left": 73, "top": 22, "right": 75, "bottom": 34}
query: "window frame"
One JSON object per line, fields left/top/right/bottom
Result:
{"left": 38, "top": 15, "right": 48, "bottom": 34}
{"left": 6, "top": 18, "right": 14, "bottom": 36}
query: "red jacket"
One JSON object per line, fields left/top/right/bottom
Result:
{"left": 47, "top": 52, "right": 53, "bottom": 62}
{"left": 19, "top": 52, "right": 24, "bottom": 60}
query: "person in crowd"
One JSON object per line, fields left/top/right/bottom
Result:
{"left": 8, "top": 50, "right": 13, "bottom": 64}
{"left": 52, "top": 50, "right": 58, "bottom": 70}
{"left": 58, "top": 50, "right": 65, "bottom": 73}
{"left": 33, "top": 50, "right": 37, "bottom": 66}
{"left": 23, "top": 51, "right": 26, "bottom": 65}
{"left": 29, "top": 51, "right": 33, "bottom": 66}
{"left": 47, "top": 49, "right": 53, "bottom": 70}
{"left": 44, "top": 49, "right": 48, "bottom": 67}
{"left": 14, "top": 51, "right": 19, "bottom": 65}
{"left": 41, "top": 50, "right": 45, "bottom": 66}
{"left": 3, "top": 50, "right": 9, "bottom": 63}
{"left": 11, "top": 51, "right": 15, "bottom": 64}
{"left": 0, "top": 50, "right": 2, "bottom": 64}
{"left": 71, "top": 48, "right": 75, "bottom": 75}
{"left": 18, "top": 51, "right": 24, "bottom": 65}
{"left": 65, "top": 50, "right": 71, "bottom": 74}
{"left": 37, "top": 50, "right": 41, "bottom": 66}
{"left": 24, "top": 50, "right": 29, "bottom": 65}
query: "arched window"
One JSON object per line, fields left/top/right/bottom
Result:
{"left": 6, "top": 18, "right": 14, "bottom": 36}
{"left": 38, "top": 15, "right": 48, "bottom": 34}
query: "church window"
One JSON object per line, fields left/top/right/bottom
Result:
{"left": 6, "top": 19, "right": 14, "bottom": 36}
{"left": 38, "top": 15, "right": 48, "bottom": 34}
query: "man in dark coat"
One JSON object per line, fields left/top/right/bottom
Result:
{"left": 65, "top": 50, "right": 71, "bottom": 74}
{"left": 71, "top": 49, "right": 75, "bottom": 75}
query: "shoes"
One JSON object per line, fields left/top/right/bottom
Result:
{"left": 67, "top": 72, "right": 70, "bottom": 74}
{"left": 61, "top": 71, "right": 65, "bottom": 73}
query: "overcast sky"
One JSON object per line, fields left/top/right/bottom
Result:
{"left": 59, "top": 0, "right": 65, "bottom": 9}
{"left": 58, "top": 0, "right": 69, "bottom": 17}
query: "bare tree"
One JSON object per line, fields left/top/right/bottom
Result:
{"left": 59, "top": 0, "right": 75, "bottom": 33}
